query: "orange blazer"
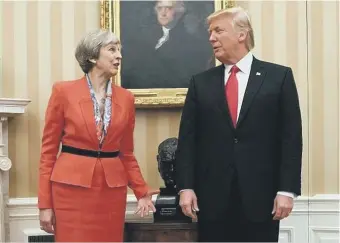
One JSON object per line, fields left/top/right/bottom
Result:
{"left": 38, "top": 77, "right": 149, "bottom": 209}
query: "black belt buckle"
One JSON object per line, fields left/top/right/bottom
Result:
{"left": 97, "top": 150, "right": 101, "bottom": 158}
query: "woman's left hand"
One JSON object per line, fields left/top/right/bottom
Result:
{"left": 135, "top": 189, "right": 160, "bottom": 217}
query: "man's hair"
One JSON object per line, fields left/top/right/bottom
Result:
{"left": 207, "top": 6, "right": 254, "bottom": 50}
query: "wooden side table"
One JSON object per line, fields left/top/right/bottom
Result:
{"left": 124, "top": 222, "right": 198, "bottom": 242}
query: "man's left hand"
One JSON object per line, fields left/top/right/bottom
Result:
{"left": 272, "top": 194, "right": 293, "bottom": 220}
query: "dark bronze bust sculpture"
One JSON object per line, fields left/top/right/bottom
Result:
{"left": 154, "top": 137, "right": 191, "bottom": 223}
{"left": 157, "top": 137, "right": 177, "bottom": 190}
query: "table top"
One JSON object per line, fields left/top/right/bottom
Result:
{"left": 125, "top": 221, "right": 197, "bottom": 230}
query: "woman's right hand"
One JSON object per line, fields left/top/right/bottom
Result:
{"left": 39, "top": 209, "right": 55, "bottom": 233}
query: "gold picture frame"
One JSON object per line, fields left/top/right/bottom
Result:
{"left": 100, "top": 0, "right": 235, "bottom": 108}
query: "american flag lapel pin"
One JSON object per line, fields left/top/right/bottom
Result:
{"left": 256, "top": 72, "right": 261, "bottom": 76}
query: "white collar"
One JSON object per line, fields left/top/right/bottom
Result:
{"left": 224, "top": 52, "right": 253, "bottom": 74}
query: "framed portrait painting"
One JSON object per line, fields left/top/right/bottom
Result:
{"left": 100, "top": 0, "right": 235, "bottom": 108}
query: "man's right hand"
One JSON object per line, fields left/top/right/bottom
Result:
{"left": 179, "top": 189, "right": 199, "bottom": 220}
{"left": 39, "top": 209, "right": 55, "bottom": 234}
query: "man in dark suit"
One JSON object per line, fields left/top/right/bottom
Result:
{"left": 175, "top": 6, "right": 302, "bottom": 242}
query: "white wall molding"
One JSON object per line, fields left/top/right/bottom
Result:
{"left": 0, "top": 98, "right": 31, "bottom": 117}
{"left": 7, "top": 194, "right": 340, "bottom": 242}
{"left": 278, "top": 194, "right": 340, "bottom": 243}
{"left": 0, "top": 98, "right": 30, "bottom": 242}
{"left": 279, "top": 226, "right": 295, "bottom": 243}
{"left": 309, "top": 226, "right": 340, "bottom": 243}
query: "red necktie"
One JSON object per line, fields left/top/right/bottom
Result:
{"left": 225, "top": 65, "right": 239, "bottom": 127}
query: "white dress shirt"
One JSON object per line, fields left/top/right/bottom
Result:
{"left": 155, "top": 26, "right": 170, "bottom": 50}
{"left": 224, "top": 52, "right": 295, "bottom": 199}
{"left": 224, "top": 51, "right": 252, "bottom": 120}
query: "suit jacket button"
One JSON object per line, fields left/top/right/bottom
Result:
{"left": 234, "top": 138, "right": 238, "bottom": 143}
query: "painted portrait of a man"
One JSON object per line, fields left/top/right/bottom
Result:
{"left": 120, "top": 0, "right": 215, "bottom": 89}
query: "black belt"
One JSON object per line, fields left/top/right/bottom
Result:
{"left": 61, "top": 145, "right": 119, "bottom": 158}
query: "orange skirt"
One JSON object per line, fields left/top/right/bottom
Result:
{"left": 51, "top": 160, "right": 127, "bottom": 242}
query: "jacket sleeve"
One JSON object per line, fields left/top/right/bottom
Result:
{"left": 120, "top": 93, "right": 149, "bottom": 200}
{"left": 175, "top": 76, "right": 197, "bottom": 192}
{"left": 279, "top": 67, "right": 303, "bottom": 196}
{"left": 38, "top": 82, "right": 64, "bottom": 209}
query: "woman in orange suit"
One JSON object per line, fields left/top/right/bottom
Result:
{"left": 38, "top": 29, "right": 159, "bottom": 242}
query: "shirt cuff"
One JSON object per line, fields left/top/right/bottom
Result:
{"left": 277, "top": 191, "right": 296, "bottom": 198}
{"left": 178, "top": 189, "right": 194, "bottom": 194}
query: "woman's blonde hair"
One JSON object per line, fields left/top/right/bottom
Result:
{"left": 75, "top": 29, "right": 120, "bottom": 73}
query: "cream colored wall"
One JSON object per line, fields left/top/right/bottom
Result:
{"left": 1, "top": 0, "right": 338, "bottom": 198}
{"left": 240, "top": 0, "right": 339, "bottom": 195}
